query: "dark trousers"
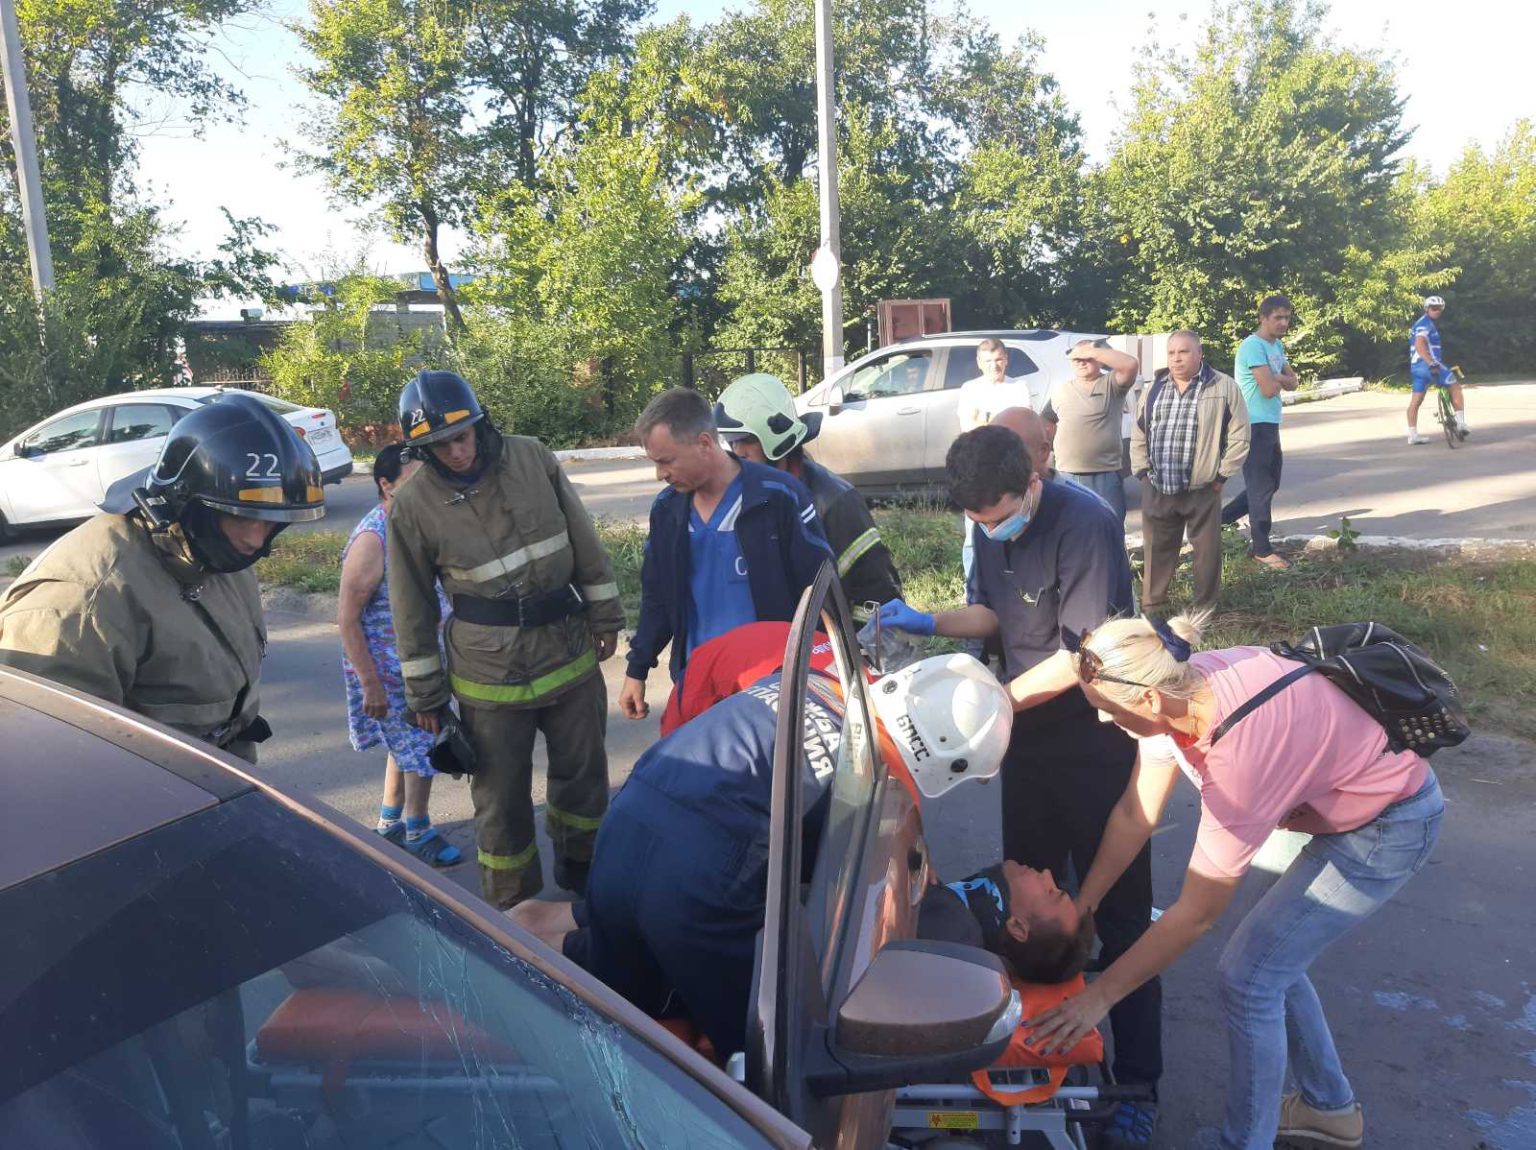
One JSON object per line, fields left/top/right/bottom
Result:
{"left": 1140, "top": 479, "right": 1223, "bottom": 614}
{"left": 1221, "top": 423, "right": 1283, "bottom": 557}
{"left": 585, "top": 785, "right": 766, "bottom": 1058}
{"left": 1002, "top": 700, "right": 1163, "bottom": 1088}
{"left": 461, "top": 671, "right": 610, "bottom": 909}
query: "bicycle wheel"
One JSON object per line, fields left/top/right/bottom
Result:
{"left": 1438, "top": 390, "right": 1458, "bottom": 448}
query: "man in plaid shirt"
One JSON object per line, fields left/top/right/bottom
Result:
{"left": 1131, "top": 330, "right": 1249, "bottom": 613}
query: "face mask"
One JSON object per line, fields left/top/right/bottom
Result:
{"left": 979, "top": 497, "right": 1030, "bottom": 542}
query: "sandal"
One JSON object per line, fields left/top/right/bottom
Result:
{"left": 404, "top": 828, "right": 463, "bottom": 868}
{"left": 375, "top": 821, "right": 407, "bottom": 845}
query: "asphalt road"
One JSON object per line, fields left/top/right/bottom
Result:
{"left": 4, "top": 382, "right": 1535, "bottom": 1146}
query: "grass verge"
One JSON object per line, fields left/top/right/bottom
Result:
{"left": 255, "top": 510, "right": 1534, "bottom": 740}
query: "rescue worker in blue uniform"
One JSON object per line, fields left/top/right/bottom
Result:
{"left": 513, "top": 651, "right": 1031, "bottom": 1058}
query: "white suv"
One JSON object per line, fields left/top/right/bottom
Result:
{"left": 0, "top": 388, "right": 353, "bottom": 538}
{"left": 795, "top": 329, "right": 1122, "bottom": 496}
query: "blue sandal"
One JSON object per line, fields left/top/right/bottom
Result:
{"left": 404, "top": 827, "right": 462, "bottom": 868}
{"left": 375, "top": 821, "right": 407, "bottom": 845}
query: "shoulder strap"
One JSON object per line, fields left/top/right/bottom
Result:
{"left": 1209, "top": 664, "right": 1316, "bottom": 746}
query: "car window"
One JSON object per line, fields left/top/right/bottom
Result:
{"left": 21, "top": 410, "right": 101, "bottom": 456}
{"left": 1007, "top": 347, "right": 1039, "bottom": 377}
{"left": 843, "top": 350, "right": 935, "bottom": 400}
{"left": 192, "top": 392, "right": 304, "bottom": 414}
{"left": 105, "top": 404, "right": 177, "bottom": 445}
{"left": 0, "top": 794, "right": 771, "bottom": 1150}
{"left": 943, "top": 344, "right": 1040, "bottom": 389}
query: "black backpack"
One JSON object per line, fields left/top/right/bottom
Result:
{"left": 1210, "top": 623, "right": 1470, "bottom": 755}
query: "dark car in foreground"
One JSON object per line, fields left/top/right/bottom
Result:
{"left": 0, "top": 565, "right": 1016, "bottom": 1149}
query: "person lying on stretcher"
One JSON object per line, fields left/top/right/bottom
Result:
{"left": 512, "top": 642, "right": 1096, "bottom": 1060}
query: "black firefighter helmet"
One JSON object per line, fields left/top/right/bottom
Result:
{"left": 398, "top": 370, "right": 485, "bottom": 446}
{"left": 103, "top": 392, "right": 325, "bottom": 572}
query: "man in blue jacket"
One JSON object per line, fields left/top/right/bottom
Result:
{"left": 618, "top": 387, "right": 832, "bottom": 721}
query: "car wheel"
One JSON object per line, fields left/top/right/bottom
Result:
{"left": 0, "top": 509, "right": 11, "bottom": 544}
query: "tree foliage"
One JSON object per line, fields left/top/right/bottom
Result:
{"left": 1095, "top": 0, "right": 1440, "bottom": 374}
{"left": 1418, "top": 122, "right": 1536, "bottom": 374}
{"left": 0, "top": 0, "right": 276, "bottom": 440}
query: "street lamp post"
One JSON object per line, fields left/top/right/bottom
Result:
{"left": 0, "top": 0, "right": 54, "bottom": 300}
{"left": 812, "top": 0, "right": 844, "bottom": 381}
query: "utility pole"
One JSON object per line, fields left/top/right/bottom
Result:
{"left": 0, "top": 0, "right": 55, "bottom": 300}
{"left": 812, "top": 0, "right": 844, "bottom": 380}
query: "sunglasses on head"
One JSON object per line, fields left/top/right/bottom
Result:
{"left": 1061, "top": 627, "right": 1154, "bottom": 689}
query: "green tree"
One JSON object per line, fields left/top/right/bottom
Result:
{"left": 461, "top": 63, "right": 697, "bottom": 442}
{"left": 465, "top": 0, "right": 649, "bottom": 189}
{"left": 1419, "top": 122, "right": 1536, "bottom": 374}
{"left": 261, "top": 272, "right": 435, "bottom": 437}
{"left": 295, "top": 0, "right": 476, "bottom": 329}
{"left": 0, "top": 0, "right": 276, "bottom": 435}
{"left": 1097, "top": 0, "right": 1438, "bottom": 374}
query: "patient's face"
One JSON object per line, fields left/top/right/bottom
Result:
{"left": 1001, "top": 860, "right": 1078, "bottom": 937}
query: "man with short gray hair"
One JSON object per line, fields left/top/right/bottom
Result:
{"left": 1130, "top": 330, "right": 1249, "bottom": 613}
{"left": 619, "top": 387, "right": 831, "bottom": 722}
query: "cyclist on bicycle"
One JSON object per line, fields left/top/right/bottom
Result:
{"left": 1405, "top": 296, "right": 1467, "bottom": 444}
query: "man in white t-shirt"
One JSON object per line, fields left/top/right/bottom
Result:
{"left": 957, "top": 339, "right": 1037, "bottom": 431}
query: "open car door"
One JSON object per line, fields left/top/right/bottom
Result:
{"left": 747, "top": 563, "right": 1019, "bottom": 1149}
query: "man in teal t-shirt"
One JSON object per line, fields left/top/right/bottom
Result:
{"left": 1224, "top": 294, "right": 1298, "bottom": 569}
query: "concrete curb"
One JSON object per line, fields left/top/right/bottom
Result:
{"left": 1123, "top": 530, "right": 1535, "bottom": 560}
{"left": 1282, "top": 377, "right": 1364, "bottom": 405}
{"left": 553, "top": 445, "right": 647, "bottom": 462}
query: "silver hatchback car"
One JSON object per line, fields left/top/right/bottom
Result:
{"left": 795, "top": 330, "right": 1106, "bottom": 497}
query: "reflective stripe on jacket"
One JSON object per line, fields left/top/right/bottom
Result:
{"left": 388, "top": 435, "right": 624, "bottom": 713}
{"left": 798, "top": 458, "right": 901, "bottom": 614}
{"left": 0, "top": 513, "right": 265, "bottom": 755}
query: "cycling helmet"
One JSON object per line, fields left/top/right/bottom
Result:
{"left": 713, "top": 373, "right": 822, "bottom": 461}
{"left": 1423, "top": 296, "right": 1445, "bottom": 309}
{"left": 398, "top": 370, "right": 485, "bottom": 445}
{"left": 869, "top": 653, "right": 1012, "bottom": 799}
{"left": 104, "top": 392, "right": 325, "bottom": 573}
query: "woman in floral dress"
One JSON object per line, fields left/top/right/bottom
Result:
{"left": 338, "top": 444, "right": 460, "bottom": 866}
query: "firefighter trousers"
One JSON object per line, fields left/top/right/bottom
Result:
{"left": 461, "top": 671, "right": 610, "bottom": 909}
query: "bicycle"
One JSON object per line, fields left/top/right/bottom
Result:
{"left": 1434, "top": 364, "right": 1468, "bottom": 448}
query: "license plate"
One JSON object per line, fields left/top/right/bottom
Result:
{"left": 308, "top": 428, "right": 334, "bottom": 448}
{"left": 927, "top": 1111, "right": 979, "bottom": 1130}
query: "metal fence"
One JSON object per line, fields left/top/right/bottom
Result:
{"left": 680, "top": 347, "right": 819, "bottom": 399}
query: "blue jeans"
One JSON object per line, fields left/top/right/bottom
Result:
{"left": 1217, "top": 772, "right": 1444, "bottom": 1149}
{"left": 1059, "top": 469, "right": 1127, "bottom": 525}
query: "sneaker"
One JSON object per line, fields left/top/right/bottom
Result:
{"left": 1406, "top": 430, "right": 1428, "bottom": 445}
{"left": 1275, "top": 1092, "right": 1362, "bottom": 1149}
{"left": 1102, "top": 1099, "right": 1158, "bottom": 1148}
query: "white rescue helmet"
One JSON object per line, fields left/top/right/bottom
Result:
{"left": 868, "top": 653, "right": 1013, "bottom": 799}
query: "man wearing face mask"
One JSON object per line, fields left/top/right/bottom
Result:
{"left": 875, "top": 424, "right": 1162, "bottom": 1147}
{"left": 0, "top": 393, "right": 325, "bottom": 763}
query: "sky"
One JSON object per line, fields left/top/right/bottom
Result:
{"left": 127, "top": 0, "right": 1536, "bottom": 294}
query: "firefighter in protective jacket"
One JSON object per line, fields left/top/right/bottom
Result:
{"left": 389, "top": 370, "right": 624, "bottom": 908}
{"left": 0, "top": 393, "right": 325, "bottom": 762}
{"left": 713, "top": 373, "right": 902, "bottom": 617}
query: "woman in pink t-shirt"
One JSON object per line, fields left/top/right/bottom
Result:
{"left": 1025, "top": 614, "right": 1443, "bottom": 1150}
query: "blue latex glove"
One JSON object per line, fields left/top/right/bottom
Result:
{"left": 877, "top": 598, "right": 936, "bottom": 637}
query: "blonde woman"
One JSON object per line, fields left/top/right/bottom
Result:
{"left": 1026, "top": 615, "right": 1443, "bottom": 1150}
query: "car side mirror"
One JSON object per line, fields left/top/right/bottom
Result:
{"left": 804, "top": 940, "right": 1020, "bottom": 1097}
{"left": 827, "top": 385, "right": 846, "bottom": 412}
{"left": 18, "top": 443, "right": 43, "bottom": 460}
